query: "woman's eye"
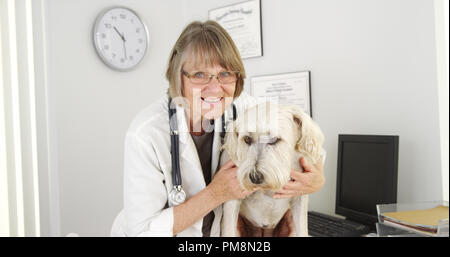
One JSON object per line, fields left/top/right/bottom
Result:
{"left": 220, "top": 71, "right": 231, "bottom": 77}
{"left": 268, "top": 137, "right": 281, "bottom": 145}
{"left": 193, "top": 72, "right": 205, "bottom": 78}
{"left": 243, "top": 136, "right": 253, "bottom": 145}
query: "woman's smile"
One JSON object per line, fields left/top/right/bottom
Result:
{"left": 201, "top": 96, "right": 224, "bottom": 108}
{"left": 201, "top": 96, "right": 223, "bottom": 103}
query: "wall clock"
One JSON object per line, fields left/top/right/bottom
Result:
{"left": 93, "top": 6, "right": 149, "bottom": 71}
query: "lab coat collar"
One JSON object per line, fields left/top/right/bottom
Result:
{"left": 174, "top": 104, "right": 190, "bottom": 144}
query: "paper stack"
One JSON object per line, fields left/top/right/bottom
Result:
{"left": 380, "top": 205, "right": 449, "bottom": 236}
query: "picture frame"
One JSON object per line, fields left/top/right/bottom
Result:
{"left": 250, "top": 71, "right": 313, "bottom": 117}
{"left": 209, "top": 0, "right": 263, "bottom": 59}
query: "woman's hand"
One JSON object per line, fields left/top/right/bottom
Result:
{"left": 273, "top": 157, "right": 325, "bottom": 199}
{"left": 207, "top": 160, "right": 255, "bottom": 203}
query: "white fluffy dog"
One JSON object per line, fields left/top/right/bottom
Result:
{"left": 220, "top": 103, "right": 324, "bottom": 237}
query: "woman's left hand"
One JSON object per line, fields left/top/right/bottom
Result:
{"left": 273, "top": 156, "right": 325, "bottom": 199}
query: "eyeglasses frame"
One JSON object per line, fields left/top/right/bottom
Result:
{"left": 181, "top": 70, "right": 240, "bottom": 85}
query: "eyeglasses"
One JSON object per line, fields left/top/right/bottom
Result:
{"left": 182, "top": 70, "right": 239, "bottom": 85}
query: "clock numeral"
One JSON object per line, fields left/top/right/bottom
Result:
{"left": 130, "top": 18, "right": 134, "bottom": 23}
{"left": 104, "top": 45, "right": 109, "bottom": 50}
{"left": 136, "top": 28, "right": 140, "bottom": 33}
{"left": 112, "top": 53, "right": 116, "bottom": 58}
{"left": 101, "top": 33, "right": 106, "bottom": 39}
{"left": 138, "top": 38, "right": 143, "bottom": 44}
{"left": 136, "top": 49, "right": 140, "bottom": 53}
{"left": 120, "top": 14, "right": 126, "bottom": 19}
{"left": 129, "top": 55, "right": 134, "bottom": 61}
{"left": 111, "top": 16, "right": 117, "bottom": 21}
{"left": 120, "top": 58, "right": 125, "bottom": 63}
{"left": 104, "top": 23, "right": 112, "bottom": 29}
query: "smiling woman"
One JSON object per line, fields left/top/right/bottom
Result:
{"left": 111, "top": 20, "right": 257, "bottom": 237}
{"left": 165, "top": 20, "right": 246, "bottom": 134}
{"left": 111, "top": 20, "right": 325, "bottom": 237}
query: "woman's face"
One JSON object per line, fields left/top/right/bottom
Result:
{"left": 182, "top": 61, "right": 236, "bottom": 124}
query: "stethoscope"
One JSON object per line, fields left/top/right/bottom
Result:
{"left": 168, "top": 98, "right": 236, "bottom": 205}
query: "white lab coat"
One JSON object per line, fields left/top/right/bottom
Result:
{"left": 110, "top": 92, "right": 258, "bottom": 237}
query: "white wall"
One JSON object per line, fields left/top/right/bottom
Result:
{"left": 434, "top": 0, "right": 449, "bottom": 202}
{"left": 182, "top": 0, "right": 444, "bottom": 217}
{"left": 42, "top": 0, "right": 185, "bottom": 236}
{"left": 40, "top": 0, "right": 444, "bottom": 235}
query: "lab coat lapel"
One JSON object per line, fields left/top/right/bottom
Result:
{"left": 175, "top": 105, "right": 206, "bottom": 195}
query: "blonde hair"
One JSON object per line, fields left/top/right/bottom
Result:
{"left": 165, "top": 20, "right": 246, "bottom": 99}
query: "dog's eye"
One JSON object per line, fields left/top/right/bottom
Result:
{"left": 243, "top": 136, "right": 253, "bottom": 145}
{"left": 268, "top": 137, "right": 281, "bottom": 145}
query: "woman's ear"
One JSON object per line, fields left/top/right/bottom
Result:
{"left": 289, "top": 105, "right": 324, "bottom": 164}
{"left": 222, "top": 122, "right": 239, "bottom": 162}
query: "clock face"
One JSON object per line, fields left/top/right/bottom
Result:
{"left": 93, "top": 7, "right": 148, "bottom": 71}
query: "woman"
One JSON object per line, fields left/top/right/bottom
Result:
{"left": 111, "top": 20, "right": 325, "bottom": 237}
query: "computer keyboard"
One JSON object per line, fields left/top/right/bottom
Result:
{"left": 308, "top": 211, "right": 372, "bottom": 237}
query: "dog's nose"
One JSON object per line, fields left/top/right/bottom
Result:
{"left": 249, "top": 171, "right": 264, "bottom": 184}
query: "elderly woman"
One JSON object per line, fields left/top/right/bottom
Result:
{"left": 111, "top": 20, "right": 324, "bottom": 237}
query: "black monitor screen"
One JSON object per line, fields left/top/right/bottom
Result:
{"left": 335, "top": 135, "right": 399, "bottom": 227}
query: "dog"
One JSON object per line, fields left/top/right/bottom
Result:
{"left": 220, "top": 102, "right": 324, "bottom": 237}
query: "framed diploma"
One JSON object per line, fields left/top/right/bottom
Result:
{"left": 251, "top": 71, "right": 313, "bottom": 117}
{"left": 209, "top": 0, "right": 263, "bottom": 59}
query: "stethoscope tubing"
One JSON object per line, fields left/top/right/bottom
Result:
{"left": 168, "top": 100, "right": 182, "bottom": 187}
{"left": 168, "top": 97, "right": 236, "bottom": 204}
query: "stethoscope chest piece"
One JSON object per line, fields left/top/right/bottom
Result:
{"left": 170, "top": 185, "right": 186, "bottom": 205}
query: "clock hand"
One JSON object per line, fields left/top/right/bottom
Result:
{"left": 113, "top": 26, "right": 125, "bottom": 41}
{"left": 122, "top": 38, "right": 127, "bottom": 60}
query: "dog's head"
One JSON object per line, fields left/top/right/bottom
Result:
{"left": 223, "top": 103, "right": 324, "bottom": 192}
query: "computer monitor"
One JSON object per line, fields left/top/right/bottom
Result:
{"left": 335, "top": 134, "right": 399, "bottom": 228}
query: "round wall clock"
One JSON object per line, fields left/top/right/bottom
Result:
{"left": 93, "top": 6, "right": 149, "bottom": 71}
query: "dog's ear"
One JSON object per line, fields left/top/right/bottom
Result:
{"left": 222, "top": 121, "right": 239, "bottom": 162}
{"left": 288, "top": 105, "right": 324, "bottom": 163}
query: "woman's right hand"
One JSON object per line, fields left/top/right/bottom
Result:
{"left": 207, "top": 160, "right": 255, "bottom": 203}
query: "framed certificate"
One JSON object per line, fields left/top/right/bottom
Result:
{"left": 209, "top": 0, "right": 263, "bottom": 59}
{"left": 251, "top": 71, "right": 313, "bottom": 117}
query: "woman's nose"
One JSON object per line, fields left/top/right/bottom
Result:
{"left": 203, "top": 77, "right": 222, "bottom": 92}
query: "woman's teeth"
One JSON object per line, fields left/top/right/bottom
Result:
{"left": 201, "top": 97, "right": 222, "bottom": 103}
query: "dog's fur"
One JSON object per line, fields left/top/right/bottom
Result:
{"left": 220, "top": 103, "right": 324, "bottom": 237}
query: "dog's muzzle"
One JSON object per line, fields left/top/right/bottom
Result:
{"left": 249, "top": 170, "right": 264, "bottom": 184}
